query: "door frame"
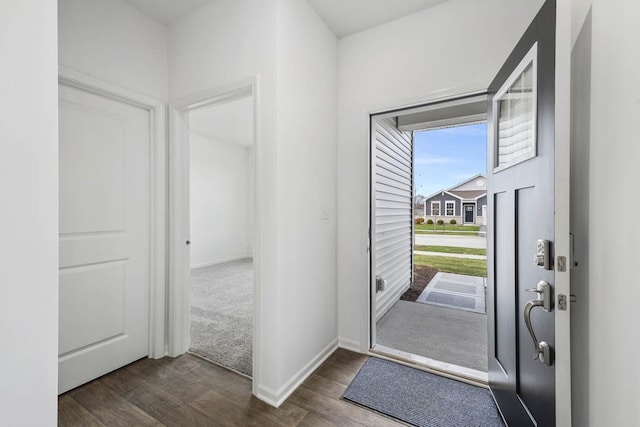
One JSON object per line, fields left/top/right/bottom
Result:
{"left": 366, "top": 86, "right": 487, "bottom": 348}
{"left": 167, "top": 76, "right": 261, "bottom": 385}
{"left": 58, "top": 66, "right": 168, "bottom": 359}
{"left": 553, "top": 1, "right": 572, "bottom": 425}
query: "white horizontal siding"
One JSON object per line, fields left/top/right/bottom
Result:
{"left": 373, "top": 117, "right": 413, "bottom": 322}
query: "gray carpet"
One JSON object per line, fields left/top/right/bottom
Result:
{"left": 189, "top": 258, "right": 253, "bottom": 377}
{"left": 377, "top": 301, "right": 487, "bottom": 372}
{"left": 343, "top": 358, "right": 503, "bottom": 427}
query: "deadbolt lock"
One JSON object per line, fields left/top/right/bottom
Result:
{"left": 534, "top": 239, "right": 552, "bottom": 270}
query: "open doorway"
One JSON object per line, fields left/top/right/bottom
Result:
{"left": 186, "top": 95, "right": 255, "bottom": 377}
{"left": 370, "top": 95, "right": 489, "bottom": 383}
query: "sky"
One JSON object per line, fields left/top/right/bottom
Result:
{"left": 414, "top": 122, "right": 487, "bottom": 198}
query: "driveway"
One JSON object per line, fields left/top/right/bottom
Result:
{"left": 415, "top": 233, "right": 486, "bottom": 249}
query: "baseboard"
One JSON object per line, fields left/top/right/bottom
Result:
{"left": 338, "top": 337, "right": 363, "bottom": 353}
{"left": 255, "top": 338, "right": 338, "bottom": 408}
{"left": 190, "top": 255, "right": 252, "bottom": 269}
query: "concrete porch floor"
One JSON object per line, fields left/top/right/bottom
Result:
{"left": 376, "top": 300, "right": 487, "bottom": 373}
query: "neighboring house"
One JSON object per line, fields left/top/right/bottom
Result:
{"left": 423, "top": 174, "right": 487, "bottom": 225}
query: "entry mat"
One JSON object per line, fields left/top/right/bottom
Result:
{"left": 342, "top": 358, "right": 503, "bottom": 427}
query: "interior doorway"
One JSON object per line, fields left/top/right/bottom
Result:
{"left": 167, "top": 82, "right": 258, "bottom": 379}
{"left": 370, "top": 95, "right": 489, "bottom": 384}
{"left": 186, "top": 95, "right": 255, "bottom": 377}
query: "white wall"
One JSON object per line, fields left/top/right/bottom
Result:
{"left": 170, "top": 0, "right": 338, "bottom": 406}
{"left": 58, "top": 0, "right": 168, "bottom": 100}
{"left": 190, "top": 134, "right": 251, "bottom": 267}
{"left": 587, "top": 1, "right": 640, "bottom": 424}
{"left": 336, "top": 0, "right": 544, "bottom": 350}
{"left": 0, "top": 1, "right": 59, "bottom": 425}
{"left": 275, "top": 0, "right": 338, "bottom": 396}
{"left": 169, "top": 0, "right": 281, "bottom": 400}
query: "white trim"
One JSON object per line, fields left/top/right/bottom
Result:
{"left": 424, "top": 189, "right": 463, "bottom": 201}
{"left": 492, "top": 43, "right": 539, "bottom": 173}
{"left": 445, "top": 200, "right": 456, "bottom": 217}
{"left": 371, "top": 345, "right": 488, "bottom": 386}
{"left": 58, "top": 66, "right": 168, "bottom": 360}
{"left": 190, "top": 256, "right": 252, "bottom": 270}
{"left": 255, "top": 339, "right": 338, "bottom": 408}
{"left": 430, "top": 200, "right": 441, "bottom": 216}
{"left": 554, "top": 1, "right": 572, "bottom": 425}
{"left": 168, "top": 77, "right": 261, "bottom": 388}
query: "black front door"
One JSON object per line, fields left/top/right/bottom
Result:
{"left": 487, "top": 1, "right": 557, "bottom": 425}
{"left": 463, "top": 204, "right": 474, "bottom": 223}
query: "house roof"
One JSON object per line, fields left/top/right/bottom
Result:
{"left": 449, "top": 190, "right": 486, "bottom": 200}
{"left": 446, "top": 173, "right": 487, "bottom": 193}
{"left": 423, "top": 174, "right": 487, "bottom": 202}
{"left": 423, "top": 189, "right": 461, "bottom": 201}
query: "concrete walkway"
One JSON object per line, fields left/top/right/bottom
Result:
{"left": 376, "top": 301, "right": 487, "bottom": 372}
{"left": 414, "top": 250, "right": 486, "bottom": 260}
{"left": 415, "top": 233, "right": 486, "bottom": 249}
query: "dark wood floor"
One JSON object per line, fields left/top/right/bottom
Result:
{"left": 58, "top": 349, "right": 403, "bottom": 426}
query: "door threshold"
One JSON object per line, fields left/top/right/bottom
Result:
{"left": 370, "top": 344, "right": 488, "bottom": 387}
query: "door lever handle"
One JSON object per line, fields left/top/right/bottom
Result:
{"left": 523, "top": 281, "right": 553, "bottom": 366}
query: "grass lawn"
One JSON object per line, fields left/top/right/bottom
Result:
{"left": 415, "top": 231, "right": 480, "bottom": 236}
{"left": 416, "top": 223, "right": 480, "bottom": 232}
{"left": 414, "top": 254, "right": 487, "bottom": 277}
{"left": 414, "top": 245, "right": 486, "bottom": 256}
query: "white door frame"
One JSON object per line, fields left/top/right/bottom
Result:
{"left": 58, "top": 66, "right": 168, "bottom": 359}
{"left": 364, "top": 84, "right": 487, "bottom": 348}
{"left": 553, "top": 1, "right": 572, "bottom": 425}
{"left": 167, "top": 77, "right": 260, "bottom": 383}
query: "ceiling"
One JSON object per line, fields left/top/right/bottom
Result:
{"left": 306, "top": 0, "right": 450, "bottom": 38}
{"left": 120, "top": 0, "right": 449, "bottom": 37}
{"left": 120, "top": 0, "right": 211, "bottom": 25}
{"left": 189, "top": 97, "right": 254, "bottom": 148}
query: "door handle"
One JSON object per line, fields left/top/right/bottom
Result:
{"left": 523, "top": 281, "right": 553, "bottom": 366}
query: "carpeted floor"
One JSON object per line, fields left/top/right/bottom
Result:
{"left": 189, "top": 258, "right": 253, "bottom": 377}
{"left": 343, "top": 358, "right": 503, "bottom": 427}
{"left": 376, "top": 300, "right": 487, "bottom": 372}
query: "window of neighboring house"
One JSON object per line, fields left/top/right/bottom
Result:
{"left": 445, "top": 201, "right": 455, "bottom": 216}
{"left": 431, "top": 201, "right": 441, "bottom": 216}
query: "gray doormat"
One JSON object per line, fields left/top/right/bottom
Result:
{"left": 343, "top": 358, "right": 503, "bottom": 427}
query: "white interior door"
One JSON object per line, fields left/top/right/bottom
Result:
{"left": 58, "top": 83, "right": 151, "bottom": 394}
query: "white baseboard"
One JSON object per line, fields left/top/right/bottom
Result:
{"left": 338, "top": 337, "right": 363, "bottom": 353}
{"left": 190, "top": 255, "right": 252, "bottom": 269}
{"left": 255, "top": 338, "right": 338, "bottom": 408}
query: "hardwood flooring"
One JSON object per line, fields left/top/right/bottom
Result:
{"left": 58, "top": 349, "right": 404, "bottom": 426}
